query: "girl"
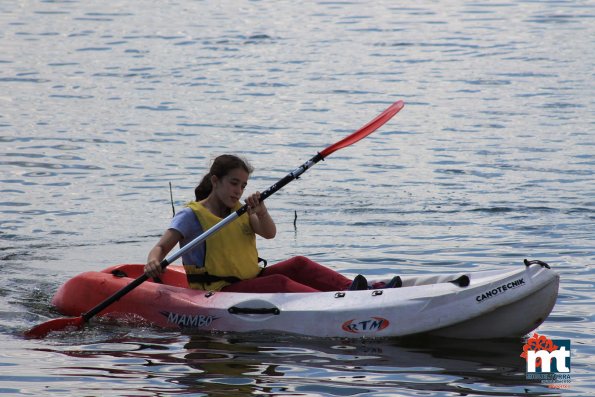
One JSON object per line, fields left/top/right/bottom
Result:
{"left": 144, "top": 154, "right": 370, "bottom": 293}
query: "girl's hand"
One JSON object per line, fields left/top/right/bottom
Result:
{"left": 246, "top": 191, "right": 276, "bottom": 239}
{"left": 245, "top": 191, "right": 267, "bottom": 216}
{"left": 145, "top": 258, "right": 164, "bottom": 278}
{"left": 144, "top": 229, "right": 182, "bottom": 279}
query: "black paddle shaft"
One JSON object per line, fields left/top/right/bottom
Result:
{"left": 236, "top": 152, "right": 324, "bottom": 217}
{"left": 83, "top": 273, "right": 149, "bottom": 320}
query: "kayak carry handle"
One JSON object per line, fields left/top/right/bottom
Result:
{"left": 228, "top": 306, "right": 281, "bottom": 315}
{"left": 524, "top": 259, "right": 551, "bottom": 269}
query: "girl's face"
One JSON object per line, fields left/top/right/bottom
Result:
{"left": 212, "top": 167, "right": 249, "bottom": 208}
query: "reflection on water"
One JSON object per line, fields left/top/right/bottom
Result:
{"left": 18, "top": 331, "right": 561, "bottom": 397}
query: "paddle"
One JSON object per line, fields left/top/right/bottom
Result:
{"left": 24, "top": 100, "right": 405, "bottom": 339}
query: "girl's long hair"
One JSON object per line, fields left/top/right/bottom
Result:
{"left": 194, "top": 155, "right": 253, "bottom": 201}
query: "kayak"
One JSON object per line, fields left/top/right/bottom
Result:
{"left": 51, "top": 260, "right": 558, "bottom": 339}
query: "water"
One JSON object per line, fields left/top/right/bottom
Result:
{"left": 1, "top": 0, "right": 593, "bottom": 395}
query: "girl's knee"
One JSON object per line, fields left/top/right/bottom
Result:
{"left": 265, "top": 274, "right": 293, "bottom": 286}
{"left": 292, "top": 255, "right": 314, "bottom": 265}
{"left": 263, "top": 274, "right": 305, "bottom": 292}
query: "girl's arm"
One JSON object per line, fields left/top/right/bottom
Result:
{"left": 145, "top": 228, "right": 183, "bottom": 277}
{"left": 246, "top": 192, "right": 277, "bottom": 239}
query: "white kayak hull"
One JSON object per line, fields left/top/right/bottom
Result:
{"left": 52, "top": 261, "right": 559, "bottom": 339}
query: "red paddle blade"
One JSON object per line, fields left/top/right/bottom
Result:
{"left": 24, "top": 316, "right": 85, "bottom": 339}
{"left": 319, "top": 100, "right": 404, "bottom": 158}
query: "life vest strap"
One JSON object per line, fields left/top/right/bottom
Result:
{"left": 185, "top": 257, "right": 268, "bottom": 286}
{"left": 186, "top": 272, "right": 242, "bottom": 285}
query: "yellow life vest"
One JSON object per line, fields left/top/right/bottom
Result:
{"left": 184, "top": 201, "right": 260, "bottom": 291}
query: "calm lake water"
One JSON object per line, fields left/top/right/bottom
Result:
{"left": 1, "top": 0, "right": 593, "bottom": 396}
